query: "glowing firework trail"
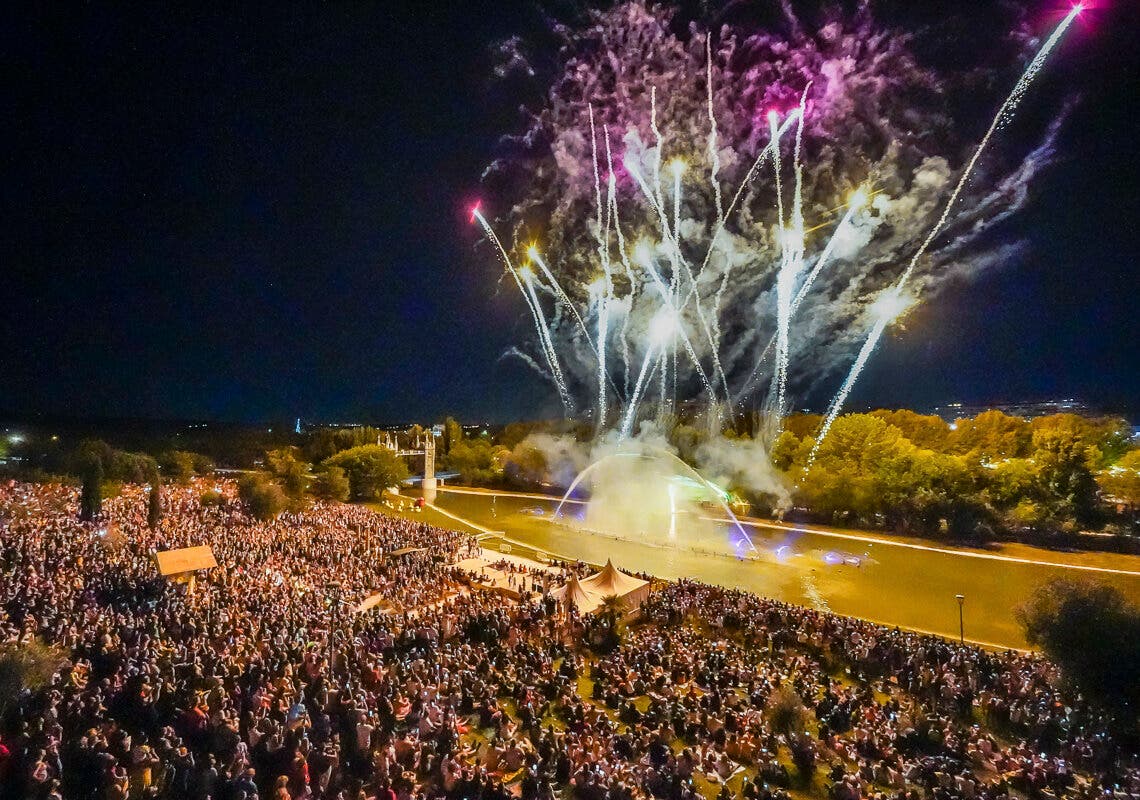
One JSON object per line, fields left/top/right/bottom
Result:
{"left": 605, "top": 131, "right": 635, "bottom": 400}
{"left": 529, "top": 248, "right": 594, "bottom": 349}
{"left": 588, "top": 105, "right": 610, "bottom": 430}
{"left": 811, "top": 4, "right": 1082, "bottom": 457}
{"left": 650, "top": 88, "right": 666, "bottom": 231}
{"left": 638, "top": 249, "right": 716, "bottom": 401}
{"left": 733, "top": 189, "right": 871, "bottom": 406}
{"left": 789, "top": 190, "right": 866, "bottom": 317}
{"left": 706, "top": 36, "right": 724, "bottom": 225}
{"left": 769, "top": 110, "right": 786, "bottom": 232}
{"left": 670, "top": 160, "right": 683, "bottom": 242}
{"left": 621, "top": 340, "right": 661, "bottom": 438}
{"left": 473, "top": 208, "right": 573, "bottom": 413}
{"left": 897, "top": 3, "right": 1082, "bottom": 289}
{"left": 626, "top": 157, "right": 729, "bottom": 406}
{"left": 704, "top": 111, "right": 798, "bottom": 273}
{"left": 772, "top": 88, "right": 811, "bottom": 426}
{"left": 807, "top": 290, "right": 905, "bottom": 466}
{"left": 521, "top": 267, "right": 575, "bottom": 413}
{"left": 708, "top": 111, "right": 798, "bottom": 356}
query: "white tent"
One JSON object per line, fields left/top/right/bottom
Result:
{"left": 551, "top": 574, "right": 602, "bottom": 614}
{"left": 580, "top": 560, "right": 651, "bottom": 610}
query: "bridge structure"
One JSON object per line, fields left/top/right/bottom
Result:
{"left": 380, "top": 432, "right": 437, "bottom": 502}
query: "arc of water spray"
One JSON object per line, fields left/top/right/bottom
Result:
{"left": 552, "top": 447, "right": 760, "bottom": 556}
{"left": 808, "top": 5, "right": 1083, "bottom": 463}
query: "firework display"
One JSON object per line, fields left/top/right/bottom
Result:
{"left": 475, "top": 2, "right": 1082, "bottom": 450}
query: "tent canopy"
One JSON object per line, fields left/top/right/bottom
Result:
{"left": 551, "top": 574, "right": 601, "bottom": 614}
{"left": 580, "top": 559, "right": 648, "bottom": 598}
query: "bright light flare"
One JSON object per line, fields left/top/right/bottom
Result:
{"left": 871, "top": 287, "right": 915, "bottom": 324}
{"left": 634, "top": 241, "right": 654, "bottom": 266}
{"left": 526, "top": 244, "right": 540, "bottom": 260}
{"left": 649, "top": 309, "right": 678, "bottom": 347}
{"left": 468, "top": 201, "right": 482, "bottom": 223}
{"left": 848, "top": 187, "right": 869, "bottom": 210}
{"left": 667, "top": 158, "right": 686, "bottom": 179}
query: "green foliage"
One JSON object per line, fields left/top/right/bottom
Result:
{"left": 443, "top": 417, "right": 465, "bottom": 453}
{"left": 1098, "top": 449, "right": 1140, "bottom": 510}
{"left": 0, "top": 639, "right": 64, "bottom": 717}
{"left": 1018, "top": 579, "right": 1140, "bottom": 722}
{"left": 158, "top": 450, "right": 215, "bottom": 482}
{"left": 158, "top": 450, "right": 196, "bottom": 483}
{"left": 870, "top": 409, "right": 951, "bottom": 451}
{"left": 1030, "top": 417, "right": 1101, "bottom": 528}
{"left": 765, "top": 686, "right": 809, "bottom": 737}
{"left": 302, "top": 426, "right": 388, "bottom": 463}
{"left": 951, "top": 410, "right": 1031, "bottom": 460}
{"left": 199, "top": 489, "right": 225, "bottom": 507}
{"left": 503, "top": 439, "right": 549, "bottom": 486}
{"left": 444, "top": 438, "right": 507, "bottom": 486}
{"left": 323, "top": 445, "right": 409, "bottom": 500}
{"left": 764, "top": 686, "right": 817, "bottom": 774}
{"left": 237, "top": 473, "right": 287, "bottom": 520}
{"left": 311, "top": 465, "right": 351, "bottom": 502}
{"left": 776, "top": 410, "right": 1134, "bottom": 540}
{"left": 266, "top": 447, "right": 308, "bottom": 506}
{"left": 71, "top": 439, "right": 158, "bottom": 484}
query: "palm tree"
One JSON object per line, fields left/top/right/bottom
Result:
{"left": 597, "top": 595, "right": 626, "bottom": 629}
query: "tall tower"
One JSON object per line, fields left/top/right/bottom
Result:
{"left": 421, "top": 432, "right": 437, "bottom": 503}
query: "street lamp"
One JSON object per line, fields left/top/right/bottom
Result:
{"left": 955, "top": 594, "right": 965, "bottom": 645}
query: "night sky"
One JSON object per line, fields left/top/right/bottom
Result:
{"left": 3, "top": 2, "right": 1137, "bottom": 425}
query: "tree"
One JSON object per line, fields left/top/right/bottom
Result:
{"left": 0, "top": 639, "right": 63, "bottom": 718}
{"left": 444, "top": 438, "right": 507, "bottom": 486}
{"left": 765, "top": 687, "right": 816, "bottom": 775}
{"left": 951, "top": 410, "right": 1031, "bottom": 461}
{"left": 1032, "top": 419, "right": 1101, "bottom": 528}
{"left": 870, "top": 409, "right": 951, "bottom": 451}
{"left": 158, "top": 451, "right": 197, "bottom": 483}
{"left": 80, "top": 456, "right": 103, "bottom": 521}
{"left": 323, "top": 445, "right": 409, "bottom": 500}
{"left": 503, "top": 439, "right": 549, "bottom": 487}
{"left": 442, "top": 416, "right": 464, "bottom": 454}
{"left": 238, "top": 474, "right": 287, "bottom": 520}
{"left": 1018, "top": 579, "right": 1140, "bottom": 723}
{"left": 312, "top": 466, "right": 351, "bottom": 502}
{"left": 147, "top": 477, "right": 163, "bottom": 530}
{"left": 770, "top": 430, "right": 801, "bottom": 472}
{"left": 781, "top": 413, "right": 824, "bottom": 441}
{"left": 1097, "top": 449, "right": 1140, "bottom": 511}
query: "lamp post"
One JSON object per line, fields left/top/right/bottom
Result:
{"left": 955, "top": 594, "right": 965, "bottom": 645}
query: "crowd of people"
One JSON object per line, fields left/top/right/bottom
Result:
{"left": 0, "top": 479, "right": 1136, "bottom": 800}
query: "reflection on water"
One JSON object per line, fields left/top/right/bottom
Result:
{"left": 436, "top": 488, "right": 1140, "bottom": 649}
